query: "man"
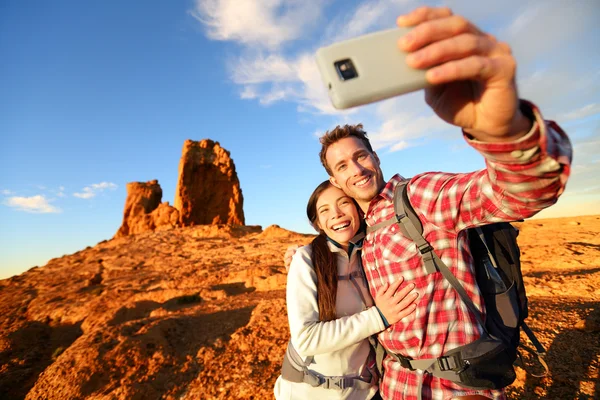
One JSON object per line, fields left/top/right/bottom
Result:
{"left": 321, "top": 6, "right": 573, "bottom": 400}
{"left": 286, "top": 6, "right": 571, "bottom": 400}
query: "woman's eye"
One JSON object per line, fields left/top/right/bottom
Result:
{"left": 338, "top": 164, "right": 346, "bottom": 171}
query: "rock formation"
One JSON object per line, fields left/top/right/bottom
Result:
{"left": 174, "top": 139, "right": 245, "bottom": 226}
{"left": 114, "top": 180, "right": 179, "bottom": 238}
{"left": 1, "top": 216, "right": 599, "bottom": 399}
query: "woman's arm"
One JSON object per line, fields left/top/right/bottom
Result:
{"left": 287, "top": 247, "right": 416, "bottom": 357}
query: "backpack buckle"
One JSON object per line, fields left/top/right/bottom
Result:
{"left": 418, "top": 242, "right": 433, "bottom": 255}
{"left": 396, "top": 354, "right": 415, "bottom": 371}
{"left": 323, "top": 377, "right": 347, "bottom": 390}
{"left": 437, "top": 355, "right": 458, "bottom": 371}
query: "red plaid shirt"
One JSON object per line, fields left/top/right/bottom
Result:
{"left": 362, "top": 103, "right": 572, "bottom": 400}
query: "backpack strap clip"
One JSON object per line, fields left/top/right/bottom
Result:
{"left": 437, "top": 355, "right": 459, "bottom": 371}
{"left": 417, "top": 242, "right": 434, "bottom": 255}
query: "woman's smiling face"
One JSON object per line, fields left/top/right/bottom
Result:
{"left": 315, "top": 185, "right": 360, "bottom": 249}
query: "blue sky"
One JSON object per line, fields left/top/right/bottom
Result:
{"left": 1, "top": 0, "right": 599, "bottom": 279}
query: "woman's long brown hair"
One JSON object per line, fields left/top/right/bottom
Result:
{"left": 306, "top": 181, "right": 339, "bottom": 322}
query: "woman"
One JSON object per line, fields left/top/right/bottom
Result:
{"left": 274, "top": 181, "right": 418, "bottom": 400}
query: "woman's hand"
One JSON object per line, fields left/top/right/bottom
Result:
{"left": 374, "top": 278, "right": 418, "bottom": 326}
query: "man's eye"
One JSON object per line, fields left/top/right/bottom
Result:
{"left": 338, "top": 164, "right": 346, "bottom": 171}
{"left": 358, "top": 154, "right": 366, "bottom": 160}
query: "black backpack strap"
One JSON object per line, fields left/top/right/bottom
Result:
{"left": 367, "top": 181, "right": 487, "bottom": 329}
{"left": 519, "top": 322, "right": 550, "bottom": 377}
{"left": 281, "top": 340, "right": 376, "bottom": 389}
{"left": 393, "top": 183, "right": 437, "bottom": 275}
{"left": 365, "top": 181, "right": 437, "bottom": 275}
{"left": 475, "top": 227, "right": 499, "bottom": 269}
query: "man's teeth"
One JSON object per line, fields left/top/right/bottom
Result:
{"left": 355, "top": 176, "right": 369, "bottom": 186}
{"left": 333, "top": 222, "right": 350, "bottom": 231}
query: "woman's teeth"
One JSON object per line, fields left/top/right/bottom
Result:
{"left": 333, "top": 222, "right": 350, "bottom": 231}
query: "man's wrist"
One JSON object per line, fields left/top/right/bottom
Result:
{"left": 464, "top": 100, "right": 535, "bottom": 143}
{"left": 506, "top": 100, "right": 535, "bottom": 140}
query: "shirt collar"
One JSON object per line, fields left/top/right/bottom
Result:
{"left": 367, "top": 174, "right": 406, "bottom": 213}
{"left": 326, "top": 221, "right": 366, "bottom": 255}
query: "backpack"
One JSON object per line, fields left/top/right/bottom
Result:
{"left": 366, "top": 180, "right": 548, "bottom": 390}
{"left": 280, "top": 267, "right": 379, "bottom": 390}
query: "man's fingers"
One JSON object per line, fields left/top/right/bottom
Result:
{"left": 283, "top": 244, "right": 300, "bottom": 270}
{"left": 399, "top": 15, "right": 484, "bottom": 52}
{"left": 397, "top": 6, "right": 453, "bottom": 27}
{"left": 405, "top": 33, "right": 497, "bottom": 69}
{"left": 425, "top": 55, "right": 512, "bottom": 85}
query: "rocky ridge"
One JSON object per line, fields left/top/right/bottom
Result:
{"left": 0, "top": 216, "right": 599, "bottom": 399}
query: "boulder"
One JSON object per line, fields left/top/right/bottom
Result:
{"left": 114, "top": 180, "right": 179, "bottom": 238}
{"left": 174, "top": 139, "right": 245, "bottom": 226}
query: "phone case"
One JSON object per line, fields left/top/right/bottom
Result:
{"left": 315, "top": 28, "right": 429, "bottom": 109}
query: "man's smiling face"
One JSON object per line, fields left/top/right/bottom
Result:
{"left": 325, "top": 136, "right": 385, "bottom": 211}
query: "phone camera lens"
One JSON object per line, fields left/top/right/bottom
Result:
{"left": 334, "top": 59, "right": 358, "bottom": 81}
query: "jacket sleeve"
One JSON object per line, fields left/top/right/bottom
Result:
{"left": 407, "top": 101, "right": 573, "bottom": 232}
{"left": 286, "top": 246, "right": 385, "bottom": 357}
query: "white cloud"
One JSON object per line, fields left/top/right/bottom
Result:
{"left": 240, "top": 85, "right": 258, "bottom": 99}
{"left": 74, "top": 182, "right": 118, "bottom": 199}
{"left": 194, "top": 0, "right": 600, "bottom": 157}
{"left": 557, "top": 103, "right": 600, "bottom": 122}
{"left": 362, "top": 93, "right": 453, "bottom": 152}
{"left": 1, "top": 189, "right": 14, "bottom": 196}
{"left": 230, "top": 54, "right": 297, "bottom": 84}
{"left": 229, "top": 51, "right": 339, "bottom": 114}
{"left": 324, "top": 0, "right": 415, "bottom": 43}
{"left": 191, "top": 0, "right": 325, "bottom": 50}
{"left": 73, "top": 191, "right": 95, "bottom": 199}
{"left": 4, "top": 195, "right": 61, "bottom": 213}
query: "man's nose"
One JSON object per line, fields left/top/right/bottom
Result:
{"left": 348, "top": 159, "right": 364, "bottom": 175}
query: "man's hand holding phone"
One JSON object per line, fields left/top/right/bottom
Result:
{"left": 397, "top": 7, "right": 532, "bottom": 142}
{"left": 316, "top": 6, "right": 532, "bottom": 142}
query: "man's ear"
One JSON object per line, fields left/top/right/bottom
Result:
{"left": 374, "top": 151, "right": 381, "bottom": 165}
{"left": 329, "top": 176, "right": 341, "bottom": 189}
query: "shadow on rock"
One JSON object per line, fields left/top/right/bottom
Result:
{"left": 79, "top": 306, "right": 256, "bottom": 399}
{"left": 109, "top": 294, "right": 205, "bottom": 327}
{"left": 0, "top": 320, "right": 83, "bottom": 400}
{"left": 514, "top": 300, "right": 600, "bottom": 399}
{"left": 211, "top": 282, "right": 255, "bottom": 296}
{"left": 524, "top": 267, "right": 600, "bottom": 279}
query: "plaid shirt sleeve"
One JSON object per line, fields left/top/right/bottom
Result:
{"left": 363, "top": 101, "right": 572, "bottom": 400}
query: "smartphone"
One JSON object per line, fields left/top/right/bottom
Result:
{"left": 315, "top": 28, "right": 429, "bottom": 110}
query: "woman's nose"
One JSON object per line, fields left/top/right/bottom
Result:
{"left": 331, "top": 206, "right": 344, "bottom": 219}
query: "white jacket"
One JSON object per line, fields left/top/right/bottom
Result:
{"left": 274, "top": 240, "right": 386, "bottom": 400}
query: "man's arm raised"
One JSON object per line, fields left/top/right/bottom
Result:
{"left": 397, "top": 6, "right": 532, "bottom": 142}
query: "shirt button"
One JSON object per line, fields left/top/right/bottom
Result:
{"left": 511, "top": 149, "right": 524, "bottom": 158}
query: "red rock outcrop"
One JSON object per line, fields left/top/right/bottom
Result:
{"left": 0, "top": 216, "right": 599, "bottom": 399}
{"left": 174, "top": 139, "right": 245, "bottom": 226}
{"left": 114, "top": 180, "right": 179, "bottom": 238}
